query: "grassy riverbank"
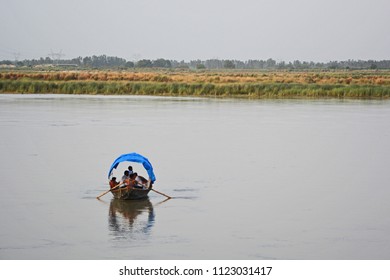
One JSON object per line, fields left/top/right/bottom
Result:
{"left": 1, "top": 69, "right": 390, "bottom": 98}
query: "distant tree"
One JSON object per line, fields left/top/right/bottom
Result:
{"left": 293, "top": 60, "right": 302, "bottom": 69}
{"left": 70, "top": 57, "right": 82, "bottom": 66}
{"left": 247, "top": 60, "right": 263, "bottom": 69}
{"left": 0, "top": 60, "right": 13, "bottom": 65}
{"left": 82, "top": 56, "right": 92, "bottom": 66}
{"left": 328, "top": 61, "right": 339, "bottom": 70}
{"left": 235, "top": 60, "right": 246, "bottom": 69}
{"left": 205, "top": 59, "right": 223, "bottom": 69}
{"left": 153, "top": 58, "right": 171, "bottom": 68}
{"left": 4, "top": 54, "right": 390, "bottom": 70}
{"left": 266, "top": 58, "right": 276, "bottom": 68}
{"left": 174, "top": 60, "right": 190, "bottom": 69}
{"left": 137, "top": 59, "right": 152, "bottom": 68}
{"left": 44, "top": 57, "right": 52, "bottom": 64}
{"left": 125, "top": 61, "right": 135, "bottom": 68}
{"left": 277, "top": 61, "right": 286, "bottom": 69}
{"left": 223, "top": 60, "right": 235, "bottom": 69}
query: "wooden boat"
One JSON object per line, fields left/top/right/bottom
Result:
{"left": 111, "top": 183, "right": 153, "bottom": 200}
{"left": 107, "top": 152, "right": 156, "bottom": 200}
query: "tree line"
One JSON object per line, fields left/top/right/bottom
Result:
{"left": 1, "top": 54, "right": 390, "bottom": 70}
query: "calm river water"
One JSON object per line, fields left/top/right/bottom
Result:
{"left": 1, "top": 94, "right": 390, "bottom": 260}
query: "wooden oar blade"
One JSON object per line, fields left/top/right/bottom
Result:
{"left": 151, "top": 188, "right": 172, "bottom": 199}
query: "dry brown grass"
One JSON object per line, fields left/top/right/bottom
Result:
{"left": 2, "top": 69, "right": 390, "bottom": 86}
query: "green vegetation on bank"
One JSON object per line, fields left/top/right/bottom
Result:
{"left": 1, "top": 79, "right": 389, "bottom": 98}
{"left": 1, "top": 69, "right": 390, "bottom": 98}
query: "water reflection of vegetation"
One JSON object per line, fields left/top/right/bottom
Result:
{"left": 109, "top": 198, "right": 155, "bottom": 239}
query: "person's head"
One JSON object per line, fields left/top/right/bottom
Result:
{"left": 130, "top": 173, "right": 137, "bottom": 179}
{"left": 124, "top": 170, "right": 129, "bottom": 176}
{"left": 111, "top": 177, "right": 116, "bottom": 181}
{"left": 128, "top": 166, "right": 133, "bottom": 171}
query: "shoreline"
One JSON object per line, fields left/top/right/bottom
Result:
{"left": 1, "top": 69, "right": 390, "bottom": 99}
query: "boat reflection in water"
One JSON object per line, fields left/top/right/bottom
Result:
{"left": 109, "top": 198, "right": 155, "bottom": 240}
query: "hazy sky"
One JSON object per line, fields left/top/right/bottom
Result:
{"left": 1, "top": 0, "right": 389, "bottom": 62}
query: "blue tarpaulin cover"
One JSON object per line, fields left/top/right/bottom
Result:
{"left": 108, "top": 153, "right": 156, "bottom": 183}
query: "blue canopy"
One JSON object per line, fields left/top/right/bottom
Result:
{"left": 108, "top": 152, "right": 156, "bottom": 183}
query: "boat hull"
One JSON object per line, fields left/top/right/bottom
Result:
{"left": 111, "top": 185, "right": 152, "bottom": 200}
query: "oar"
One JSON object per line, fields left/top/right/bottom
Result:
{"left": 96, "top": 183, "right": 122, "bottom": 199}
{"left": 151, "top": 188, "right": 172, "bottom": 199}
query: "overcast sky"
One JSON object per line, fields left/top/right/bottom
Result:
{"left": 1, "top": 0, "right": 389, "bottom": 62}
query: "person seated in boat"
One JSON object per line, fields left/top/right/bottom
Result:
{"left": 128, "top": 165, "right": 134, "bottom": 175}
{"left": 137, "top": 175, "right": 148, "bottom": 185}
{"left": 128, "top": 172, "right": 145, "bottom": 189}
{"left": 109, "top": 177, "right": 119, "bottom": 189}
{"left": 121, "top": 173, "right": 138, "bottom": 189}
{"left": 121, "top": 170, "right": 130, "bottom": 183}
{"left": 134, "top": 172, "right": 148, "bottom": 188}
